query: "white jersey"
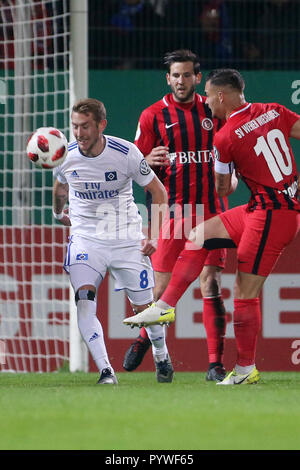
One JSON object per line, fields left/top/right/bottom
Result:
{"left": 53, "top": 135, "right": 154, "bottom": 242}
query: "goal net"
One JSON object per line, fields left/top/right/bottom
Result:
{"left": 0, "top": 0, "right": 71, "bottom": 372}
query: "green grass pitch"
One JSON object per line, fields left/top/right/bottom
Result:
{"left": 0, "top": 371, "right": 299, "bottom": 450}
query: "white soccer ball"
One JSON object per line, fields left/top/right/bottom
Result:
{"left": 26, "top": 127, "right": 68, "bottom": 168}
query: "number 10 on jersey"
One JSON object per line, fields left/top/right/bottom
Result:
{"left": 254, "top": 129, "right": 293, "bottom": 183}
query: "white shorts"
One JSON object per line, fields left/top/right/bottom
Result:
{"left": 64, "top": 235, "right": 155, "bottom": 293}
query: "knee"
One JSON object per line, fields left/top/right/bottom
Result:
{"left": 234, "top": 272, "right": 264, "bottom": 299}
{"left": 75, "top": 287, "right": 96, "bottom": 304}
{"left": 200, "top": 272, "right": 221, "bottom": 297}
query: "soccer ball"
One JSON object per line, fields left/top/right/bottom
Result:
{"left": 26, "top": 127, "right": 68, "bottom": 168}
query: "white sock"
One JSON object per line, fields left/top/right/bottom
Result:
{"left": 235, "top": 364, "right": 255, "bottom": 375}
{"left": 145, "top": 324, "right": 169, "bottom": 362}
{"left": 156, "top": 299, "right": 172, "bottom": 309}
{"left": 77, "top": 299, "right": 113, "bottom": 374}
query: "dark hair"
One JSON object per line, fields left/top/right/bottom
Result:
{"left": 163, "top": 49, "right": 201, "bottom": 75}
{"left": 206, "top": 69, "right": 245, "bottom": 92}
{"left": 72, "top": 98, "right": 106, "bottom": 123}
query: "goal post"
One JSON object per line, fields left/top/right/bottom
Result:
{"left": 69, "top": 0, "right": 89, "bottom": 372}
{"left": 0, "top": 0, "right": 88, "bottom": 373}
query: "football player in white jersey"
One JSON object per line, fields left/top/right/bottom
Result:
{"left": 52, "top": 98, "right": 173, "bottom": 384}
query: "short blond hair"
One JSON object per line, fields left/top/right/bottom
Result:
{"left": 72, "top": 98, "right": 106, "bottom": 124}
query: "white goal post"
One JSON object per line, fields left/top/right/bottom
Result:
{"left": 69, "top": 0, "right": 88, "bottom": 372}
{"left": 0, "top": 0, "right": 88, "bottom": 372}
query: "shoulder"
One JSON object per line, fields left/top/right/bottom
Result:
{"left": 253, "top": 101, "right": 281, "bottom": 109}
{"left": 66, "top": 141, "right": 81, "bottom": 161}
{"left": 67, "top": 140, "right": 78, "bottom": 153}
{"left": 106, "top": 135, "right": 143, "bottom": 159}
{"left": 56, "top": 141, "right": 79, "bottom": 172}
{"left": 106, "top": 136, "right": 152, "bottom": 177}
{"left": 252, "top": 101, "right": 291, "bottom": 115}
{"left": 197, "top": 94, "right": 210, "bottom": 112}
{"left": 195, "top": 94, "right": 220, "bottom": 123}
{"left": 197, "top": 94, "right": 206, "bottom": 104}
{"left": 214, "top": 121, "right": 231, "bottom": 142}
{"left": 106, "top": 135, "right": 132, "bottom": 156}
{"left": 252, "top": 102, "right": 300, "bottom": 125}
{"left": 140, "top": 96, "right": 170, "bottom": 118}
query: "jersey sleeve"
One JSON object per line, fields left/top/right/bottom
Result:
{"left": 134, "top": 108, "right": 157, "bottom": 156}
{"left": 53, "top": 165, "right": 67, "bottom": 184}
{"left": 277, "top": 104, "right": 300, "bottom": 133}
{"left": 213, "top": 128, "right": 236, "bottom": 174}
{"left": 213, "top": 129, "right": 235, "bottom": 174}
{"left": 128, "top": 144, "right": 155, "bottom": 187}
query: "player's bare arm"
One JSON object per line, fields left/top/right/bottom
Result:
{"left": 52, "top": 179, "right": 71, "bottom": 226}
{"left": 289, "top": 118, "right": 300, "bottom": 139}
{"left": 215, "top": 171, "right": 238, "bottom": 197}
{"left": 141, "top": 175, "right": 168, "bottom": 256}
{"left": 145, "top": 146, "right": 169, "bottom": 167}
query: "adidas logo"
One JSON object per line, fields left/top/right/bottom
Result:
{"left": 89, "top": 332, "right": 99, "bottom": 342}
{"left": 71, "top": 170, "right": 79, "bottom": 177}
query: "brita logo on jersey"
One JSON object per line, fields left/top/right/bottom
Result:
{"left": 167, "top": 150, "right": 214, "bottom": 164}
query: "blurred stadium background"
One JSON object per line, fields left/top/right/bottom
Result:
{"left": 0, "top": 0, "right": 300, "bottom": 374}
{"left": 90, "top": 0, "right": 300, "bottom": 71}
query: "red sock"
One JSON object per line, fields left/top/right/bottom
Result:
{"left": 139, "top": 327, "right": 148, "bottom": 340}
{"left": 161, "top": 243, "right": 208, "bottom": 306}
{"left": 203, "top": 296, "right": 226, "bottom": 364}
{"left": 233, "top": 298, "right": 261, "bottom": 367}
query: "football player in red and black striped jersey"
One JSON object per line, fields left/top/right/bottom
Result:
{"left": 123, "top": 50, "right": 229, "bottom": 381}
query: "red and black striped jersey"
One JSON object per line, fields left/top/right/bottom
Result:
{"left": 214, "top": 102, "right": 300, "bottom": 211}
{"left": 134, "top": 93, "right": 227, "bottom": 216}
